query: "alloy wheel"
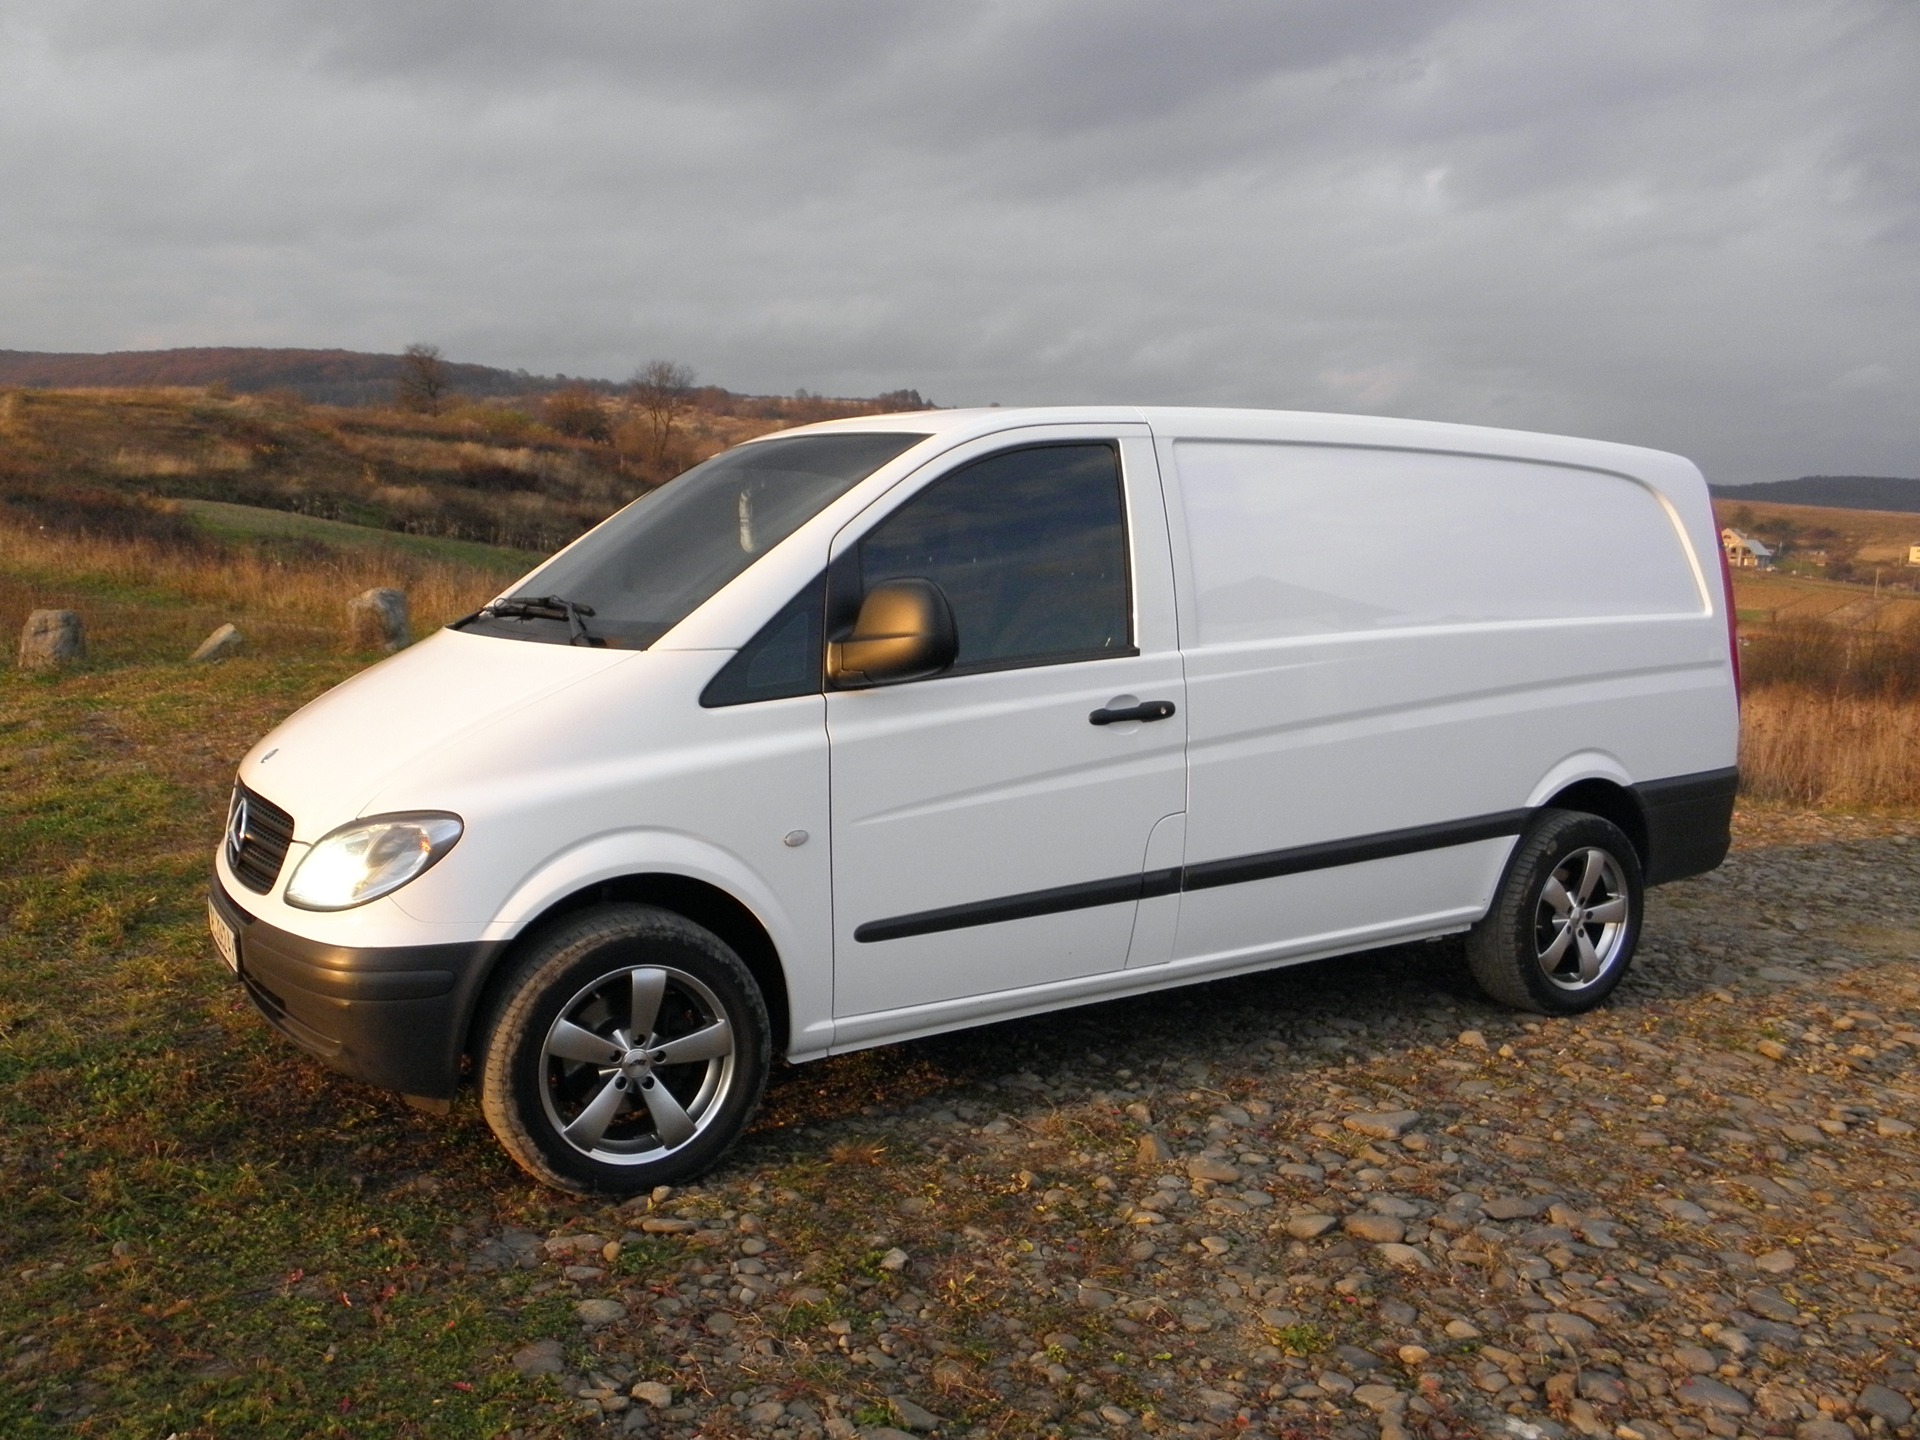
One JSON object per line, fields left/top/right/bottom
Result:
{"left": 536, "top": 964, "right": 738, "bottom": 1166}
{"left": 1533, "top": 846, "right": 1631, "bottom": 991}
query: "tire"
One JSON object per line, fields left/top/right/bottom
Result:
{"left": 477, "top": 904, "right": 771, "bottom": 1194}
{"left": 1466, "top": 810, "right": 1644, "bottom": 1015}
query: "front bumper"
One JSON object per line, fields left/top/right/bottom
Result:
{"left": 209, "top": 876, "right": 505, "bottom": 1099}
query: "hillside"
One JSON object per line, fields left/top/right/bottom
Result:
{"left": 0, "top": 346, "right": 933, "bottom": 418}
{"left": 0, "top": 347, "right": 555, "bottom": 408}
{"left": 1712, "top": 494, "right": 1920, "bottom": 587}
{"left": 0, "top": 381, "right": 925, "bottom": 557}
{"left": 1711, "top": 474, "right": 1920, "bottom": 514}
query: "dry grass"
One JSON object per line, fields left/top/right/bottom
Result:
{"left": 1741, "top": 615, "right": 1920, "bottom": 699}
{"left": 0, "top": 514, "right": 521, "bottom": 656}
{"left": 1740, "top": 687, "right": 1920, "bottom": 809}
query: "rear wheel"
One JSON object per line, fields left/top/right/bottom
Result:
{"left": 478, "top": 905, "right": 770, "bottom": 1194}
{"left": 1466, "top": 810, "right": 1643, "bottom": 1015}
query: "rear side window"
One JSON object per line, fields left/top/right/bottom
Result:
{"left": 852, "top": 443, "right": 1133, "bottom": 675}
{"left": 1175, "top": 442, "right": 1704, "bottom": 644}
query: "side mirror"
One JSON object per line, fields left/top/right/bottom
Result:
{"left": 827, "top": 578, "right": 958, "bottom": 688}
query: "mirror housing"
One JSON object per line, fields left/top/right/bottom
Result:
{"left": 827, "top": 578, "right": 958, "bottom": 687}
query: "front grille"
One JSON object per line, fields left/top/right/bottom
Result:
{"left": 227, "top": 784, "right": 296, "bottom": 895}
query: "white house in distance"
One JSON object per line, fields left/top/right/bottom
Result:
{"left": 1721, "top": 529, "right": 1775, "bottom": 569}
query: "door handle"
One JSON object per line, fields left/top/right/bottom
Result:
{"left": 1089, "top": 700, "right": 1177, "bottom": 726}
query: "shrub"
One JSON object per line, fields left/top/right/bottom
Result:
{"left": 1743, "top": 618, "right": 1920, "bottom": 701}
{"left": 542, "top": 386, "right": 613, "bottom": 443}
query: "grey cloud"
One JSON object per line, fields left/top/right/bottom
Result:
{"left": 2, "top": 0, "right": 1916, "bottom": 479}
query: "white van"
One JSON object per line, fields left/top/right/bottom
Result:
{"left": 209, "top": 407, "right": 1740, "bottom": 1193}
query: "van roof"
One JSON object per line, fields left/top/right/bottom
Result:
{"left": 761, "top": 406, "right": 1695, "bottom": 480}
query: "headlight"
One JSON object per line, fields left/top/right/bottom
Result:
{"left": 284, "top": 813, "right": 464, "bottom": 911}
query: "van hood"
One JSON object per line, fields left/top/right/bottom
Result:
{"left": 236, "top": 628, "right": 641, "bottom": 840}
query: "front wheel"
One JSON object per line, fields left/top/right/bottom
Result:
{"left": 477, "top": 905, "right": 771, "bottom": 1194}
{"left": 1466, "top": 810, "right": 1644, "bottom": 1015}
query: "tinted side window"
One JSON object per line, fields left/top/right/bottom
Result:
{"left": 700, "top": 574, "right": 825, "bottom": 708}
{"left": 852, "top": 443, "right": 1132, "bottom": 676}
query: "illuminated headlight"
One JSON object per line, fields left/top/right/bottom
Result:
{"left": 284, "top": 813, "right": 463, "bottom": 911}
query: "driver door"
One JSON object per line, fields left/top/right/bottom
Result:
{"left": 825, "top": 428, "right": 1187, "bottom": 1035}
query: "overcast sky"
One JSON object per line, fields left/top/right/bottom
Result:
{"left": 3, "top": 1, "right": 1916, "bottom": 481}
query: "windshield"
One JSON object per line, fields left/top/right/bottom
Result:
{"left": 458, "top": 431, "right": 927, "bottom": 648}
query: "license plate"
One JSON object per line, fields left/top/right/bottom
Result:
{"left": 208, "top": 903, "right": 240, "bottom": 974}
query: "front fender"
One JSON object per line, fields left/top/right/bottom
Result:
{"left": 475, "top": 830, "right": 832, "bottom": 1062}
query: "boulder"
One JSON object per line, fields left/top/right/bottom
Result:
{"left": 190, "top": 623, "right": 244, "bottom": 662}
{"left": 19, "top": 609, "right": 84, "bottom": 670}
{"left": 347, "top": 588, "right": 409, "bottom": 652}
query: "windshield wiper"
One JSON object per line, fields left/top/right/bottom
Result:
{"left": 470, "top": 594, "right": 601, "bottom": 646}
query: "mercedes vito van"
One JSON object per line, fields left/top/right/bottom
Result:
{"left": 208, "top": 407, "right": 1740, "bottom": 1193}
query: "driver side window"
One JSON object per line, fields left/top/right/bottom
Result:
{"left": 853, "top": 442, "right": 1133, "bottom": 676}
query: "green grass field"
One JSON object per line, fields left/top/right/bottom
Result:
{"left": 0, "top": 509, "right": 585, "bottom": 1436}
{"left": 175, "top": 498, "right": 546, "bottom": 575}
{"left": 0, "top": 652, "right": 573, "bottom": 1437}
{"left": 0, "top": 515, "right": 992, "bottom": 1438}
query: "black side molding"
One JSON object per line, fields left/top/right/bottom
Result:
{"left": 1181, "top": 810, "right": 1533, "bottom": 893}
{"left": 854, "top": 871, "right": 1165, "bottom": 944}
{"left": 854, "top": 808, "right": 1533, "bottom": 944}
{"left": 1634, "top": 766, "right": 1738, "bottom": 886}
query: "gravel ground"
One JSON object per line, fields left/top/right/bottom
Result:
{"left": 474, "top": 806, "right": 1920, "bottom": 1440}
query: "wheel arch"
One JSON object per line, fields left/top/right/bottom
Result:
{"left": 1537, "top": 777, "right": 1649, "bottom": 871}
{"left": 460, "top": 873, "right": 793, "bottom": 1073}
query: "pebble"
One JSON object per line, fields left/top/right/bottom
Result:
{"left": 1674, "top": 1376, "right": 1752, "bottom": 1415}
{"left": 1136, "top": 1132, "right": 1173, "bottom": 1163}
{"left": 1858, "top": 1384, "right": 1915, "bottom": 1426}
{"left": 1284, "top": 1212, "right": 1339, "bottom": 1239}
{"left": 574, "top": 1299, "right": 626, "bottom": 1328}
{"left": 1342, "top": 1214, "right": 1406, "bottom": 1243}
{"left": 511, "top": 1338, "right": 566, "bottom": 1376}
{"left": 1343, "top": 1110, "right": 1421, "bottom": 1140}
{"left": 889, "top": 1396, "right": 943, "bottom": 1431}
{"left": 1483, "top": 1196, "right": 1545, "bottom": 1220}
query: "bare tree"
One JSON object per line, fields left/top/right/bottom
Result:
{"left": 628, "top": 360, "right": 697, "bottom": 467}
{"left": 395, "top": 343, "right": 450, "bottom": 415}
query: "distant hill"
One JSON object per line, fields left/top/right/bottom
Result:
{"left": 1710, "top": 475, "right": 1920, "bottom": 515}
{"left": 0, "top": 347, "right": 587, "bottom": 407}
